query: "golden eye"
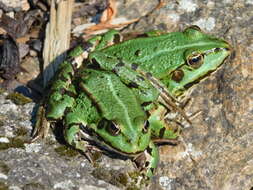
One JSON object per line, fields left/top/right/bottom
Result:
{"left": 187, "top": 53, "right": 204, "bottom": 69}
{"left": 171, "top": 69, "right": 184, "bottom": 82}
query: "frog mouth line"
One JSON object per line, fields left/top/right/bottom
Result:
{"left": 183, "top": 53, "right": 231, "bottom": 91}
{"left": 79, "top": 125, "right": 142, "bottom": 158}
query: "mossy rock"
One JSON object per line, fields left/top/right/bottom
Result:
{"left": 6, "top": 92, "right": 32, "bottom": 105}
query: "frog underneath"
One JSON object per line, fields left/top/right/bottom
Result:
{"left": 32, "top": 26, "right": 231, "bottom": 178}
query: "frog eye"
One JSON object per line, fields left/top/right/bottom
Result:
{"left": 185, "top": 25, "right": 202, "bottom": 32}
{"left": 171, "top": 69, "right": 184, "bottom": 82}
{"left": 106, "top": 121, "right": 121, "bottom": 136}
{"left": 187, "top": 53, "right": 204, "bottom": 69}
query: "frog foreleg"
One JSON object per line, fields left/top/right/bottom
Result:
{"left": 88, "top": 29, "right": 122, "bottom": 51}
{"left": 148, "top": 105, "right": 180, "bottom": 141}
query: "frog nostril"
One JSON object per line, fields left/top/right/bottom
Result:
{"left": 171, "top": 69, "right": 184, "bottom": 82}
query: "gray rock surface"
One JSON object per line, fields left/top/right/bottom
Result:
{"left": 0, "top": 0, "right": 252, "bottom": 189}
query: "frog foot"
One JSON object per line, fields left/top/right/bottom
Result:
{"left": 133, "top": 142, "right": 159, "bottom": 178}
{"left": 30, "top": 106, "right": 51, "bottom": 143}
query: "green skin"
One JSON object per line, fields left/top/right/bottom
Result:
{"left": 34, "top": 26, "right": 231, "bottom": 178}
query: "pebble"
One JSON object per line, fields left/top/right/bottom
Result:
{"left": 0, "top": 137, "right": 10, "bottom": 143}
{"left": 0, "top": 0, "right": 30, "bottom": 11}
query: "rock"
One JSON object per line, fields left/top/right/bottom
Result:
{"left": 0, "top": 0, "right": 30, "bottom": 11}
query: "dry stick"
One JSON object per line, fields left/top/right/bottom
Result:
{"left": 42, "top": 0, "right": 74, "bottom": 87}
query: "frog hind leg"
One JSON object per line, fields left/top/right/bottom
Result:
{"left": 134, "top": 141, "right": 159, "bottom": 178}
{"left": 63, "top": 92, "right": 101, "bottom": 162}
{"left": 31, "top": 47, "right": 84, "bottom": 142}
{"left": 63, "top": 110, "right": 96, "bottom": 163}
{"left": 30, "top": 105, "right": 51, "bottom": 142}
{"left": 63, "top": 122, "right": 95, "bottom": 162}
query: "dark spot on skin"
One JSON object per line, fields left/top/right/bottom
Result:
{"left": 137, "top": 75, "right": 145, "bottom": 81}
{"left": 97, "top": 119, "right": 106, "bottom": 129}
{"left": 146, "top": 146, "right": 152, "bottom": 154}
{"left": 113, "top": 34, "right": 121, "bottom": 44}
{"left": 67, "top": 57, "right": 75, "bottom": 64}
{"left": 142, "top": 120, "right": 150, "bottom": 133}
{"left": 115, "top": 62, "right": 125, "bottom": 67}
{"left": 159, "top": 127, "right": 166, "bottom": 138}
{"left": 135, "top": 49, "right": 142, "bottom": 56}
{"left": 60, "top": 88, "right": 65, "bottom": 95}
{"left": 184, "top": 81, "right": 197, "bottom": 89}
{"left": 150, "top": 167, "right": 155, "bottom": 174}
{"left": 63, "top": 107, "right": 72, "bottom": 116}
{"left": 105, "top": 121, "right": 120, "bottom": 136}
{"left": 91, "top": 58, "right": 101, "bottom": 69}
{"left": 80, "top": 124, "right": 87, "bottom": 131}
{"left": 73, "top": 62, "right": 78, "bottom": 69}
{"left": 171, "top": 69, "right": 184, "bottom": 82}
{"left": 126, "top": 138, "right": 131, "bottom": 144}
{"left": 68, "top": 60, "right": 78, "bottom": 72}
{"left": 64, "top": 58, "right": 77, "bottom": 71}
{"left": 65, "top": 90, "right": 77, "bottom": 98}
{"left": 59, "top": 75, "right": 69, "bottom": 82}
{"left": 145, "top": 161, "right": 150, "bottom": 167}
{"left": 214, "top": 47, "right": 221, "bottom": 53}
{"left": 131, "top": 63, "right": 139, "bottom": 70}
{"left": 145, "top": 72, "right": 153, "bottom": 79}
{"left": 127, "top": 81, "right": 139, "bottom": 88}
{"left": 81, "top": 42, "right": 93, "bottom": 51}
{"left": 141, "top": 101, "right": 152, "bottom": 107}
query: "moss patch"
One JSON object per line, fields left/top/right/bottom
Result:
{"left": 22, "top": 183, "right": 45, "bottom": 190}
{"left": 0, "top": 88, "right": 5, "bottom": 94}
{"left": 14, "top": 127, "right": 27, "bottom": 137}
{"left": 54, "top": 145, "right": 79, "bottom": 157}
{"left": 0, "top": 182, "right": 8, "bottom": 190}
{"left": 0, "top": 137, "right": 25, "bottom": 150}
{"left": 6, "top": 92, "right": 32, "bottom": 105}
{"left": 92, "top": 167, "right": 130, "bottom": 188}
{"left": 0, "top": 120, "right": 4, "bottom": 127}
{"left": 0, "top": 162, "right": 10, "bottom": 174}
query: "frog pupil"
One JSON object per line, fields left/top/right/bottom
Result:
{"left": 187, "top": 54, "right": 203, "bottom": 68}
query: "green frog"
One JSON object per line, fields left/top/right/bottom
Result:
{"left": 32, "top": 26, "right": 231, "bottom": 178}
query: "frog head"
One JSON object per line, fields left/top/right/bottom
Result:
{"left": 160, "top": 26, "right": 231, "bottom": 97}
